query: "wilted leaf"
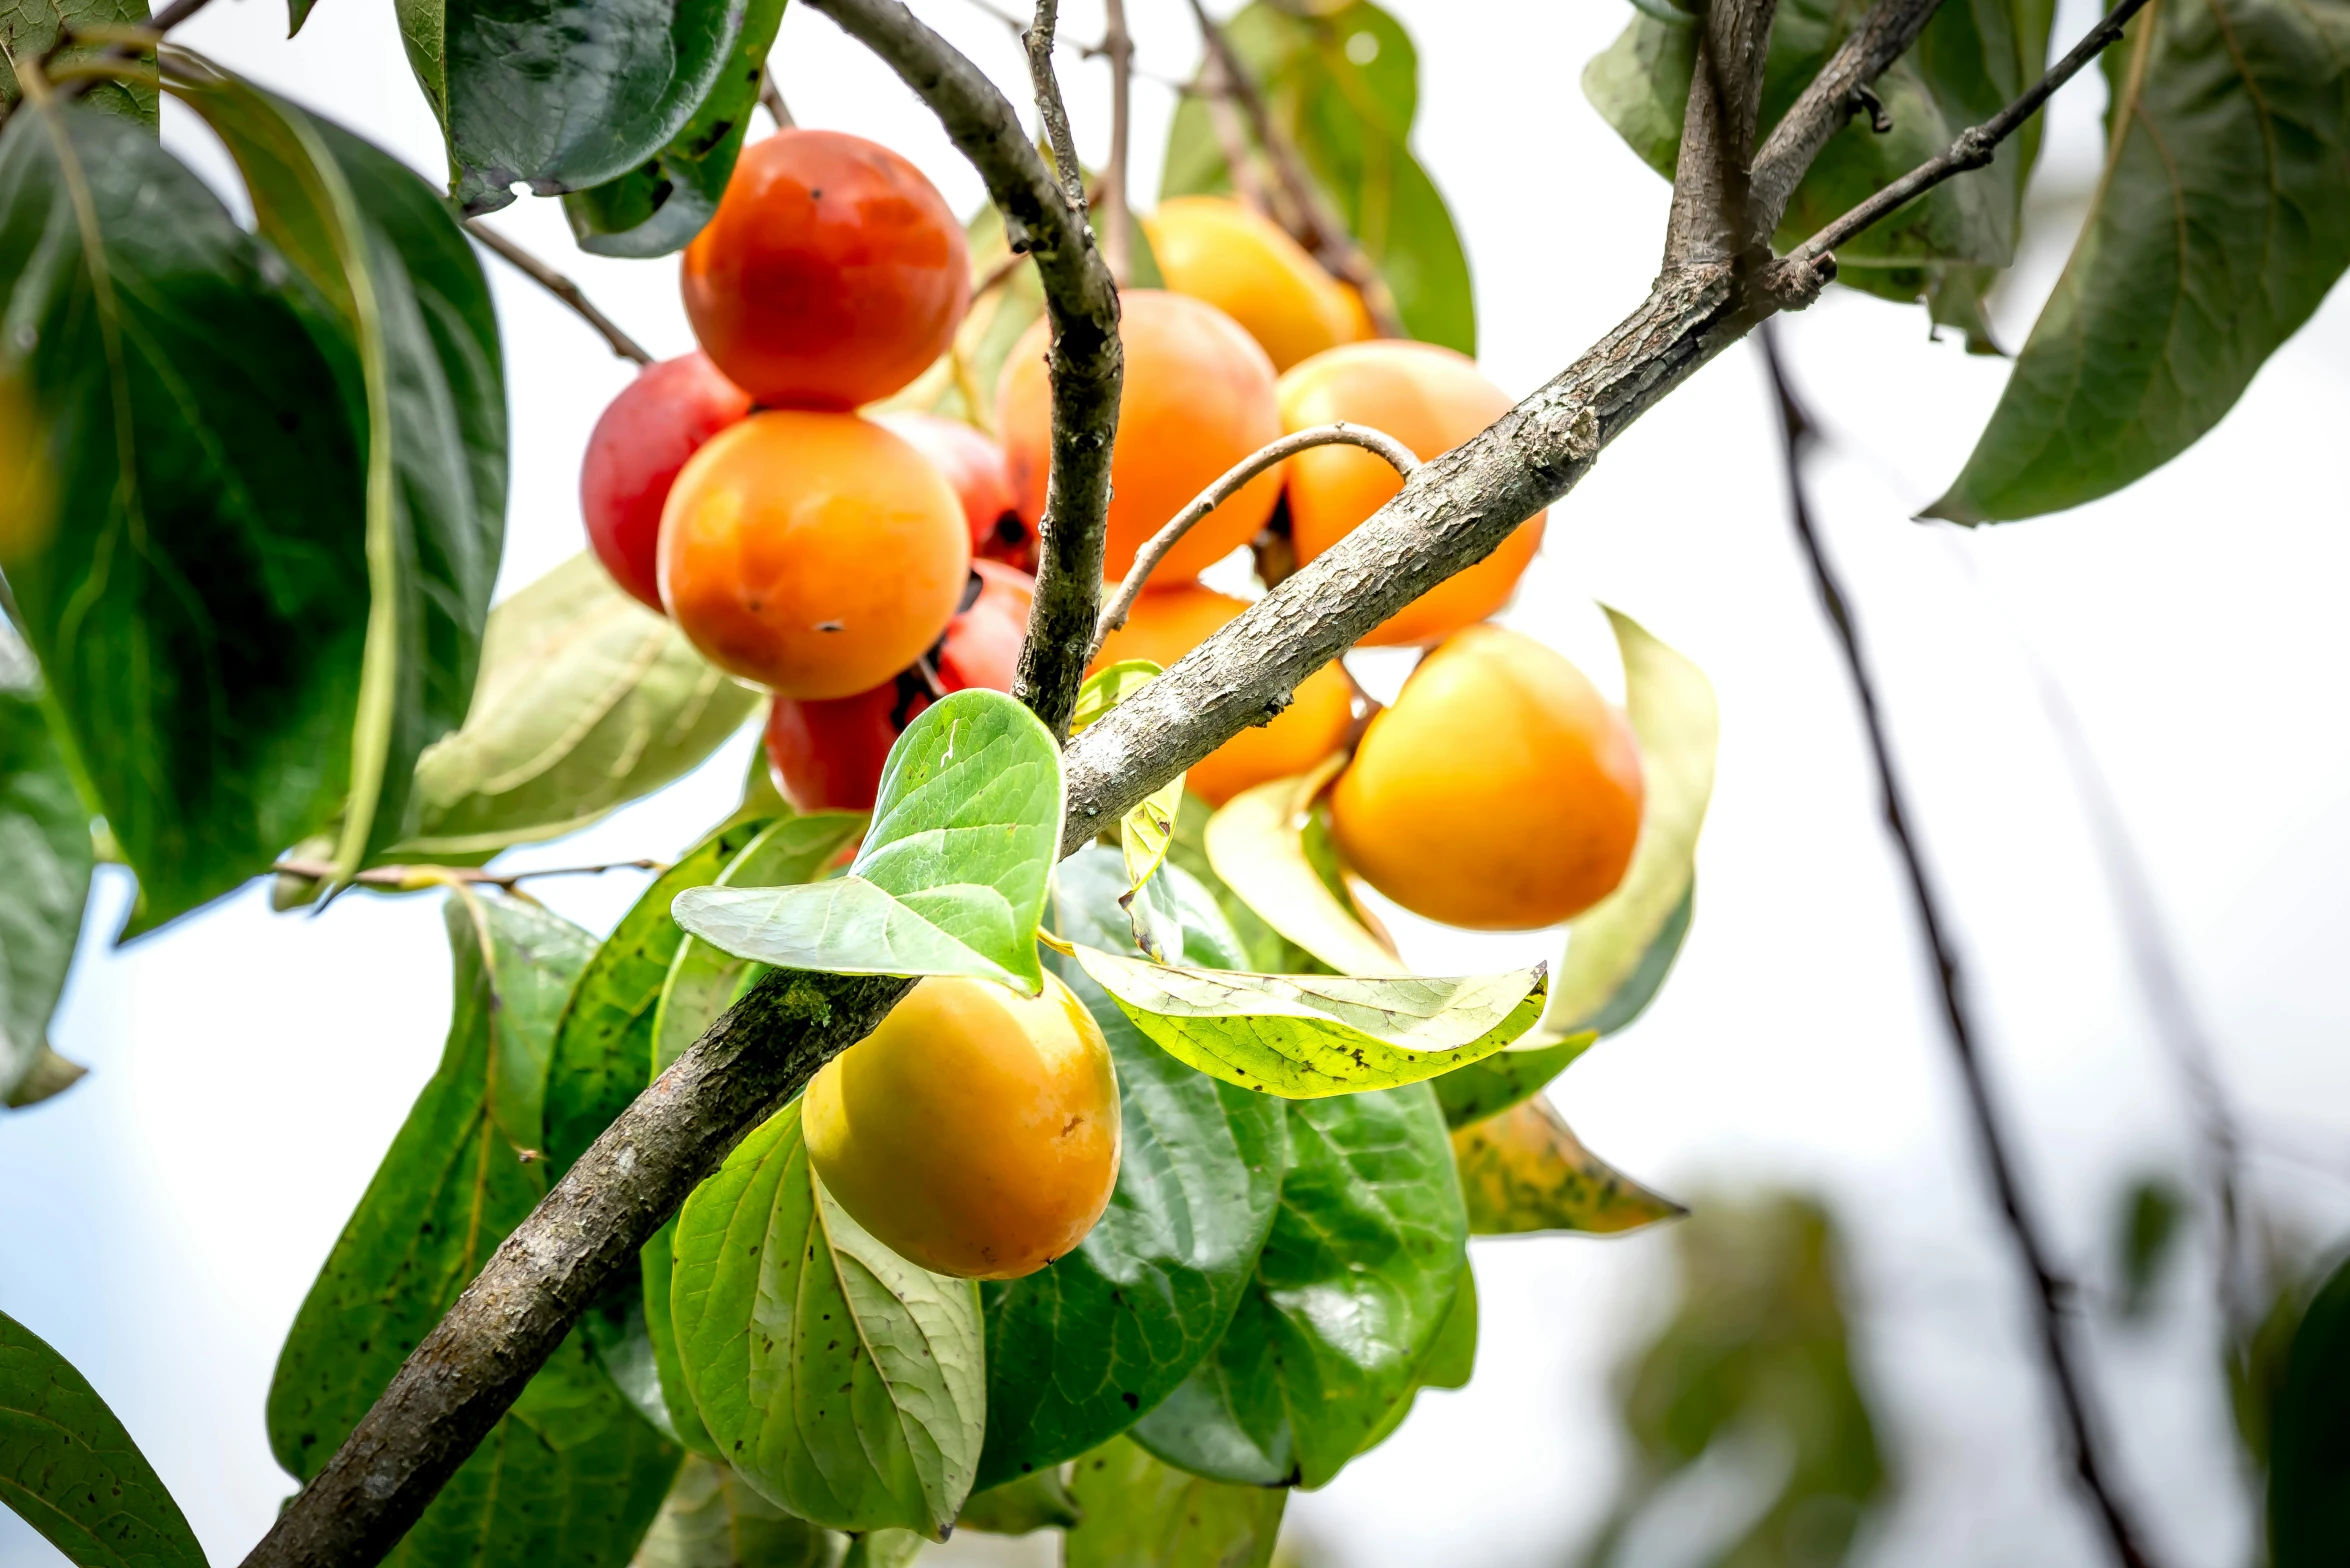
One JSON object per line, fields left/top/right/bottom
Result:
{"left": 0, "top": 690, "right": 91, "bottom": 1107}
{"left": 1204, "top": 763, "right": 1400, "bottom": 977}
{"left": 2271, "top": 1249, "right": 2350, "bottom": 1565}
{"left": 671, "top": 1100, "right": 986, "bottom": 1538}
{"left": 958, "top": 1468, "right": 1082, "bottom": 1534}
{"left": 1062, "top": 1436, "right": 1285, "bottom": 1568}
{"left": 1451, "top": 1096, "right": 1681, "bottom": 1237}
{"left": 632, "top": 1454, "right": 841, "bottom": 1568}
{"left": 674, "top": 690, "right": 1062, "bottom": 995}
{"left": 403, "top": 554, "right": 762, "bottom": 859}
{"left": 1929, "top": 0, "right": 2350, "bottom": 522}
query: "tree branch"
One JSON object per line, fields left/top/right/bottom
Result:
{"left": 1662, "top": 0, "right": 1779, "bottom": 268}
{"left": 463, "top": 221, "right": 654, "bottom": 366}
{"left": 1756, "top": 322, "right": 2165, "bottom": 1568}
{"left": 1744, "top": 0, "right": 1947, "bottom": 246}
{"left": 268, "top": 857, "right": 662, "bottom": 892}
{"left": 1098, "top": 0, "right": 1134, "bottom": 284}
{"left": 1024, "top": 0, "right": 1089, "bottom": 213}
{"left": 759, "top": 68, "right": 795, "bottom": 129}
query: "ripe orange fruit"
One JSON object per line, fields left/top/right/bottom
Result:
{"left": 682, "top": 129, "right": 970, "bottom": 410}
{"left": 998, "top": 289, "right": 1283, "bottom": 583}
{"left": 1143, "top": 195, "right": 1363, "bottom": 372}
{"left": 805, "top": 973, "right": 1120, "bottom": 1280}
{"left": 660, "top": 410, "right": 969, "bottom": 699}
{"left": 1278, "top": 342, "right": 1544, "bottom": 646}
{"left": 873, "top": 410, "right": 1033, "bottom": 570}
{"left": 1331, "top": 625, "right": 1643, "bottom": 930}
{"left": 580, "top": 353, "right": 752, "bottom": 611}
{"left": 1092, "top": 585, "right": 1354, "bottom": 807}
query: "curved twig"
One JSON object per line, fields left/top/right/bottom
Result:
{"left": 1090, "top": 423, "right": 1420, "bottom": 660}
{"left": 464, "top": 221, "right": 654, "bottom": 366}
{"left": 1024, "top": 0, "right": 1088, "bottom": 213}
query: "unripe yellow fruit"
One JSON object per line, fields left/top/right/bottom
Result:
{"left": 1331, "top": 625, "right": 1645, "bottom": 931}
{"left": 805, "top": 973, "right": 1120, "bottom": 1280}
{"left": 1144, "top": 195, "right": 1364, "bottom": 372}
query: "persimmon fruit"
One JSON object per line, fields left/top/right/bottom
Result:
{"left": 1092, "top": 584, "right": 1354, "bottom": 807}
{"left": 805, "top": 973, "right": 1120, "bottom": 1280}
{"left": 874, "top": 410, "right": 1033, "bottom": 569}
{"left": 998, "top": 289, "right": 1284, "bottom": 583}
{"left": 1278, "top": 341, "right": 1545, "bottom": 646}
{"left": 578, "top": 354, "right": 753, "bottom": 611}
{"left": 1143, "top": 195, "right": 1363, "bottom": 372}
{"left": 682, "top": 129, "right": 970, "bottom": 410}
{"left": 1331, "top": 625, "right": 1644, "bottom": 930}
{"left": 660, "top": 410, "right": 969, "bottom": 699}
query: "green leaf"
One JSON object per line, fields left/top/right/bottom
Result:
{"left": 1169, "top": 794, "right": 1315, "bottom": 976}
{"left": 397, "top": 0, "right": 753, "bottom": 213}
{"left": 1131, "top": 1084, "right": 1467, "bottom": 1488}
{"left": 958, "top": 1468, "right": 1081, "bottom": 1534}
{"left": 674, "top": 690, "right": 1062, "bottom": 995}
{"left": 640, "top": 1220, "right": 719, "bottom": 1457}
{"left": 1062, "top": 1436, "right": 1285, "bottom": 1568}
{"left": 0, "top": 102, "right": 370, "bottom": 929}
{"left": 1353, "top": 1259, "right": 1476, "bottom": 1456}
{"left": 1061, "top": 939, "right": 1545, "bottom": 1100}
{"left": 1070, "top": 662, "right": 1186, "bottom": 953}
{"left": 1203, "top": 765, "right": 1400, "bottom": 977}
{"left": 0, "top": 0, "right": 158, "bottom": 129}
{"left": 2271, "top": 1249, "right": 2350, "bottom": 1565}
{"left": 1528, "top": 607, "right": 1716, "bottom": 1044}
{"left": 1451, "top": 1096, "right": 1681, "bottom": 1237}
{"left": 632, "top": 1453, "right": 841, "bottom": 1567}
{"left": 3, "top": 1044, "right": 86, "bottom": 1108}
{"left": 671, "top": 1100, "right": 987, "bottom": 1538}
{"left": 0, "top": 1308, "right": 204, "bottom": 1568}
{"left": 402, "top": 554, "right": 762, "bottom": 858}
{"left": 1431, "top": 1030, "right": 1595, "bottom": 1130}
{"left": 565, "top": 0, "right": 790, "bottom": 257}
{"left": 0, "top": 690, "right": 92, "bottom": 1107}
{"left": 164, "top": 54, "right": 507, "bottom": 884}
{"left": 840, "top": 1532, "right": 922, "bottom": 1568}
{"left": 1929, "top": 0, "right": 2350, "bottom": 522}
{"left": 974, "top": 849, "right": 1286, "bottom": 1491}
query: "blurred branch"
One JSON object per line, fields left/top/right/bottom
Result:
{"left": 1098, "top": 0, "right": 1133, "bottom": 283}
{"left": 760, "top": 67, "right": 795, "bottom": 128}
{"left": 1757, "top": 321, "right": 2167, "bottom": 1568}
{"left": 269, "top": 857, "right": 663, "bottom": 893}
{"left": 464, "top": 221, "right": 654, "bottom": 366}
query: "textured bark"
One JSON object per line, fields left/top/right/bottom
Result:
{"left": 1663, "top": 0, "right": 1780, "bottom": 267}
{"left": 1744, "top": 0, "right": 1948, "bottom": 247}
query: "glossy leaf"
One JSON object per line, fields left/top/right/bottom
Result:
{"left": 958, "top": 1468, "right": 1082, "bottom": 1534}
{"left": 1062, "top": 940, "right": 1545, "bottom": 1099}
{"left": 1355, "top": 1259, "right": 1476, "bottom": 1455}
{"left": 1451, "top": 1096, "right": 1681, "bottom": 1237}
{"left": 0, "top": 102, "right": 369, "bottom": 929}
{"left": 1069, "top": 661, "right": 1165, "bottom": 733}
{"left": 2270, "top": 1249, "right": 2350, "bottom": 1564}
{"left": 1204, "top": 763, "right": 1400, "bottom": 977}
{"left": 165, "top": 54, "right": 507, "bottom": 882}
{"left": 1431, "top": 1029, "right": 1595, "bottom": 1130}
{"left": 1131, "top": 1085, "right": 1467, "bottom": 1488}
{"left": 633, "top": 1454, "right": 841, "bottom": 1568}
{"left": 1530, "top": 608, "right": 1716, "bottom": 1044}
{"left": 671, "top": 1100, "right": 986, "bottom": 1538}
{"left": 641, "top": 1220, "right": 719, "bottom": 1458}
{"left": 1062, "top": 1437, "right": 1284, "bottom": 1568}
{"left": 975, "top": 850, "right": 1285, "bottom": 1491}
{"left": 403, "top": 554, "right": 762, "bottom": 859}
{"left": 0, "top": 0, "right": 157, "bottom": 127}
{"left": 399, "top": 0, "right": 750, "bottom": 213}
{"left": 675, "top": 690, "right": 1062, "bottom": 995}
{"left": 0, "top": 1309, "right": 204, "bottom": 1568}
{"left": 1930, "top": 0, "right": 2350, "bottom": 522}
{"left": 0, "top": 690, "right": 91, "bottom": 1107}
{"left": 565, "top": 0, "right": 790, "bottom": 256}
{"left": 1170, "top": 795, "right": 1315, "bottom": 975}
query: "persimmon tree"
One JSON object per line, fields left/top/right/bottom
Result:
{"left": 0, "top": 1, "right": 2345, "bottom": 1566}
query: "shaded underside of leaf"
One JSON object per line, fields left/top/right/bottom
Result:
{"left": 632, "top": 1453, "right": 842, "bottom": 1567}
{"left": 1205, "top": 767, "right": 1401, "bottom": 979}
{"left": 1451, "top": 1095, "right": 1682, "bottom": 1237}
{"left": 0, "top": 690, "right": 93, "bottom": 1105}
{"left": 1062, "top": 1436, "right": 1286, "bottom": 1568}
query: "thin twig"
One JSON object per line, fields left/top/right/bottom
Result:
{"left": 1757, "top": 322, "right": 2165, "bottom": 1568}
{"left": 464, "top": 220, "right": 654, "bottom": 366}
{"left": 1091, "top": 423, "right": 1419, "bottom": 658}
{"left": 759, "top": 68, "right": 795, "bottom": 129}
{"left": 269, "top": 858, "right": 663, "bottom": 893}
{"left": 1024, "top": 0, "right": 1088, "bottom": 212}
{"left": 1745, "top": 0, "right": 1947, "bottom": 246}
{"left": 1781, "top": 0, "right": 2155, "bottom": 273}
{"left": 1098, "top": 0, "right": 1134, "bottom": 283}
{"left": 1195, "top": 55, "right": 1280, "bottom": 217}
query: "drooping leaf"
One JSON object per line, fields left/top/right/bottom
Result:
{"left": 1354, "top": 1258, "right": 1476, "bottom": 1455}
{"left": 1529, "top": 607, "right": 1716, "bottom": 1044}
{"left": 671, "top": 1100, "right": 987, "bottom": 1538}
{"left": 974, "top": 850, "right": 1286, "bottom": 1491}
{"left": 1062, "top": 1436, "right": 1285, "bottom": 1568}
{"left": 0, "top": 1309, "right": 204, "bottom": 1568}
{"left": 1170, "top": 793, "right": 1319, "bottom": 976}
{"left": 397, "top": 0, "right": 753, "bottom": 213}
{"left": 1131, "top": 1084, "right": 1467, "bottom": 1488}
{"left": 1061, "top": 939, "right": 1545, "bottom": 1100}
{"left": 2270, "top": 1249, "right": 2350, "bottom": 1564}
{"left": 0, "top": 102, "right": 369, "bottom": 929}
{"left": 1203, "top": 763, "right": 1400, "bottom": 977}
{"left": 958, "top": 1468, "right": 1082, "bottom": 1534}
{"left": 0, "top": 690, "right": 91, "bottom": 1107}
{"left": 401, "top": 554, "right": 762, "bottom": 860}
{"left": 0, "top": 0, "right": 158, "bottom": 128}
{"left": 1929, "top": 0, "right": 2350, "bottom": 522}
{"left": 1431, "top": 1029, "right": 1595, "bottom": 1130}
{"left": 565, "top": 0, "right": 790, "bottom": 257}
{"left": 1451, "top": 1096, "right": 1681, "bottom": 1237}
{"left": 632, "top": 1453, "right": 841, "bottom": 1567}
{"left": 164, "top": 53, "right": 507, "bottom": 882}
{"left": 674, "top": 690, "right": 1063, "bottom": 995}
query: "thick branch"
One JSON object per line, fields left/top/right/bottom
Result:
{"left": 1663, "top": 0, "right": 1779, "bottom": 268}
{"left": 464, "top": 221, "right": 653, "bottom": 366}
{"left": 1744, "top": 0, "right": 1946, "bottom": 246}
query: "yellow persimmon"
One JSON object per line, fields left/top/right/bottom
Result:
{"left": 1143, "top": 195, "right": 1364, "bottom": 372}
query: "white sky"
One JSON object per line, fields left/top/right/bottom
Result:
{"left": 4, "top": 2, "right": 2347, "bottom": 1566}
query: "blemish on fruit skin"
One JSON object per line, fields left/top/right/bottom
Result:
{"left": 815, "top": 620, "right": 844, "bottom": 633}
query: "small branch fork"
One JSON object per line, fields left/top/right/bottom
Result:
{"left": 1757, "top": 323, "right": 2164, "bottom": 1568}
{"left": 464, "top": 221, "right": 654, "bottom": 366}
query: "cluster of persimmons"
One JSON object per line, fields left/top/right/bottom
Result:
{"left": 578, "top": 128, "right": 1645, "bottom": 1281}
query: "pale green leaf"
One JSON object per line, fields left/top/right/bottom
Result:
{"left": 1431, "top": 1030, "right": 1596, "bottom": 1129}
{"left": 0, "top": 690, "right": 92, "bottom": 1107}
{"left": 1062, "top": 1437, "right": 1284, "bottom": 1568}
{"left": 1204, "top": 764, "right": 1400, "bottom": 977}
{"left": 631, "top": 1454, "right": 841, "bottom": 1568}
{"left": 957, "top": 1468, "right": 1081, "bottom": 1534}
{"left": 1451, "top": 1096, "right": 1682, "bottom": 1237}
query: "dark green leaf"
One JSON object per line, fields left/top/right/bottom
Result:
{"left": 0, "top": 689, "right": 91, "bottom": 1106}
{"left": 1062, "top": 1436, "right": 1284, "bottom": 1568}
{"left": 164, "top": 53, "right": 507, "bottom": 881}
{"left": 0, "top": 0, "right": 157, "bottom": 128}
{"left": 1131, "top": 1084, "right": 1466, "bottom": 1488}
{"left": 0, "top": 1308, "right": 204, "bottom": 1568}
{"left": 974, "top": 850, "right": 1286, "bottom": 1491}
{"left": 1930, "top": 0, "right": 2350, "bottom": 522}
{"left": 3, "top": 1044, "right": 86, "bottom": 1108}
{"left": 565, "top": 0, "right": 790, "bottom": 257}
{"left": 958, "top": 1468, "right": 1082, "bottom": 1534}
{"left": 675, "top": 689, "right": 1063, "bottom": 994}
{"left": 1432, "top": 1031, "right": 1595, "bottom": 1130}
{"left": 633, "top": 1454, "right": 843, "bottom": 1567}
{"left": 0, "top": 104, "right": 368, "bottom": 929}
{"left": 1354, "top": 1258, "right": 1476, "bottom": 1455}
{"left": 1452, "top": 1096, "right": 1681, "bottom": 1237}
{"left": 399, "top": 0, "right": 752, "bottom": 213}
{"left": 2269, "top": 1249, "right": 2350, "bottom": 1563}
{"left": 2113, "top": 1175, "right": 2187, "bottom": 1321}
{"left": 671, "top": 1100, "right": 986, "bottom": 1537}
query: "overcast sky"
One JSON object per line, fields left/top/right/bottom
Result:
{"left": 4, "top": 2, "right": 2346, "bottom": 1565}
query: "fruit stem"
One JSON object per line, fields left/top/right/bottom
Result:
{"left": 463, "top": 220, "right": 654, "bottom": 366}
